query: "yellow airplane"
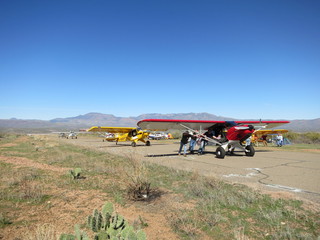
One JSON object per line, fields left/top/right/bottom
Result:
{"left": 251, "top": 129, "right": 288, "bottom": 146}
{"left": 87, "top": 126, "right": 151, "bottom": 147}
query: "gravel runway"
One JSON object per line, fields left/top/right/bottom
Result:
{"left": 58, "top": 136, "right": 320, "bottom": 206}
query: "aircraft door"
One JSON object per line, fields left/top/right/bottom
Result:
{"left": 129, "top": 129, "right": 137, "bottom": 137}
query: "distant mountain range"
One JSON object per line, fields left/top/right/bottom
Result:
{"left": 0, "top": 112, "right": 319, "bottom": 133}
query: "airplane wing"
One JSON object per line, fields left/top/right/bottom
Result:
{"left": 87, "top": 126, "right": 136, "bottom": 133}
{"left": 137, "top": 119, "right": 290, "bottom": 131}
{"left": 254, "top": 129, "right": 289, "bottom": 135}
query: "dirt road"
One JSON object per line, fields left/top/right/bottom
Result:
{"left": 58, "top": 136, "right": 320, "bottom": 205}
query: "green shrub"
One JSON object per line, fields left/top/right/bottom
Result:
{"left": 171, "top": 131, "right": 182, "bottom": 139}
{"left": 285, "top": 131, "right": 320, "bottom": 144}
{"left": 284, "top": 131, "right": 299, "bottom": 141}
{"left": 0, "top": 213, "right": 12, "bottom": 228}
{"left": 304, "top": 132, "right": 320, "bottom": 143}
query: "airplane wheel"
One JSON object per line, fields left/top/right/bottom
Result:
{"left": 131, "top": 142, "right": 137, "bottom": 147}
{"left": 245, "top": 145, "right": 255, "bottom": 157}
{"left": 216, "top": 146, "right": 226, "bottom": 159}
{"left": 146, "top": 140, "right": 151, "bottom": 146}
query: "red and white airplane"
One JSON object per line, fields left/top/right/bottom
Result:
{"left": 137, "top": 119, "right": 290, "bottom": 158}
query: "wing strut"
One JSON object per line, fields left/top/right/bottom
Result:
{"left": 178, "top": 123, "right": 222, "bottom": 146}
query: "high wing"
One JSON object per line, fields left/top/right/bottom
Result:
{"left": 254, "top": 129, "right": 289, "bottom": 135}
{"left": 137, "top": 119, "right": 290, "bottom": 131}
{"left": 138, "top": 119, "right": 290, "bottom": 159}
{"left": 87, "top": 126, "right": 136, "bottom": 133}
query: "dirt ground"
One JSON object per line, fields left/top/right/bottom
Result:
{"left": 1, "top": 135, "right": 319, "bottom": 240}
{"left": 0, "top": 136, "right": 181, "bottom": 240}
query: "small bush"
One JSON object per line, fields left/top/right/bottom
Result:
{"left": 122, "top": 154, "right": 158, "bottom": 201}
{"left": 26, "top": 224, "right": 58, "bottom": 240}
{"left": 304, "top": 132, "right": 320, "bottom": 144}
{"left": 171, "top": 131, "right": 182, "bottom": 139}
{"left": 285, "top": 131, "right": 320, "bottom": 144}
{"left": 0, "top": 213, "right": 12, "bottom": 228}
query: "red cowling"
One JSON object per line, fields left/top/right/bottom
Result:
{"left": 226, "top": 125, "right": 255, "bottom": 141}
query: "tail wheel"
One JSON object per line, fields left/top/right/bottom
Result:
{"left": 131, "top": 142, "right": 137, "bottom": 147}
{"left": 245, "top": 145, "right": 255, "bottom": 157}
{"left": 146, "top": 140, "right": 151, "bottom": 146}
{"left": 216, "top": 146, "right": 226, "bottom": 159}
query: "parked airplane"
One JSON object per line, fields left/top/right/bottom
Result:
{"left": 137, "top": 119, "right": 289, "bottom": 158}
{"left": 252, "top": 129, "right": 289, "bottom": 146}
{"left": 58, "top": 131, "right": 78, "bottom": 139}
{"left": 148, "top": 132, "right": 168, "bottom": 140}
{"left": 87, "top": 126, "right": 151, "bottom": 147}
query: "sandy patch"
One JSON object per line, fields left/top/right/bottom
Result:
{"left": 0, "top": 155, "right": 70, "bottom": 174}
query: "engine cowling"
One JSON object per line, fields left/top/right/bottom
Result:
{"left": 226, "top": 125, "right": 254, "bottom": 141}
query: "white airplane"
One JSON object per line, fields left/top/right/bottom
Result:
{"left": 58, "top": 131, "right": 78, "bottom": 139}
{"left": 148, "top": 132, "right": 167, "bottom": 140}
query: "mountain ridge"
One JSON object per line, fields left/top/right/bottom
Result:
{"left": 0, "top": 112, "right": 319, "bottom": 132}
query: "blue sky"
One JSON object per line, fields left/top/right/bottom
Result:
{"left": 0, "top": 0, "right": 319, "bottom": 120}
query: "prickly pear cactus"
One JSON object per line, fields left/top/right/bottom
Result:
{"left": 94, "top": 232, "right": 108, "bottom": 240}
{"left": 59, "top": 234, "right": 75, "bottom": 240}
{"left": 88, "top": 209, "right": 103, "bottom": 232}
{"left": 69, "top": 168, "right": 82, "bottom": 179}
{"left": 61, "top": 202, "right": 147, "bottom": 240}
{"left": 111, "top": 214, "right": 125, "bottom": 230}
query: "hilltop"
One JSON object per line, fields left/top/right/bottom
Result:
{"left": 0, "top": 112, "right": 319, "bottom": 133}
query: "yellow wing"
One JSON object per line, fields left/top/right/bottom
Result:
{"left": 254, "top": 129, "right": 288, "bottom": 136}
{"left": 87, "top": 126, "right": 136, "bottom": 133}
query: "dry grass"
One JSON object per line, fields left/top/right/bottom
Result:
{"left": 1, "top": 135, "right": 319, "bottom": 240}
{"left": 120, "top": 153, "right": 160, "bottom": 201}
{"left": 25, "top": 224, "right": 59, "bottom": 240}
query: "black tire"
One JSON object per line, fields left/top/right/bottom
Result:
{"left": 131, "top": 142, "right": 137, "bottom": 147}
{"left": 216, "top": 146, "right": 226, "bottom": 159}
{"left": 146, "top": 140, "right": 151, "bottom": 146}
{"left": 245, "top": 145, "right": 255, "bottom": 157}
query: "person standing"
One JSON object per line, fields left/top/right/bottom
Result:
{"left": 189, "top": 132, "right": 197, "bottom": 154}
{"left": 261, "top": 134, "right": 268, "bottom": 146}
{"left": 198, "top": 129, "right": 214, "bottom": 155}
{"left": 276, "top": 134, "right": 283, "bottom": 147}
{"left": 178, "top": 131, "right": 191, "bottom": 156}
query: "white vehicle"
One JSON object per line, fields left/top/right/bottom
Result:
{"left": 57, "top": 131, "right": 78, "bottom": 139}
{"left": 68, "top": 131, "right": 78, "bottom": 139}
{"left": 148, "top": 132, "right": 166, "bottom": 140}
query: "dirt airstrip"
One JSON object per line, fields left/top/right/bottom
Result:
{"left": 60, "top": 136, "right": 320, "bottom": 207}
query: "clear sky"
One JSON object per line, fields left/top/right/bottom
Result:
{"left": 1, "top": 0, "right": 319, "bottom": 120}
